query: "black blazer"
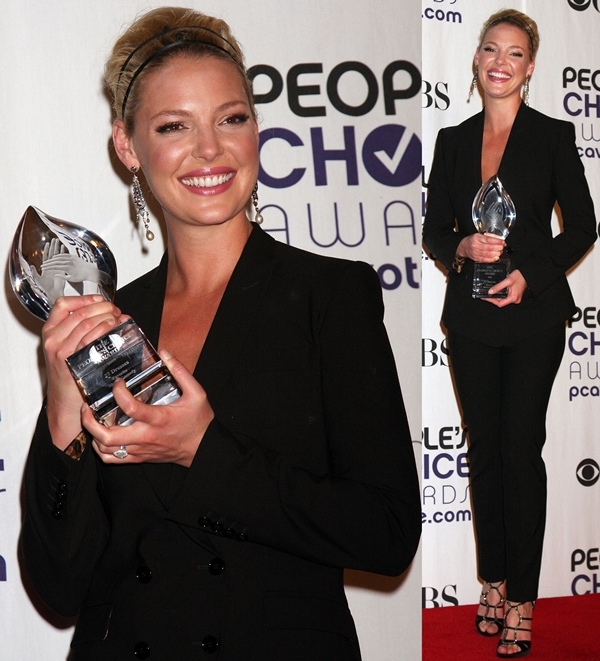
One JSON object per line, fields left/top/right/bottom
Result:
{"left": 21, "top": 225, "right": 421, "bottom": 661}
{"left": 423, "top": 104, "right": 597, "bottom": 347}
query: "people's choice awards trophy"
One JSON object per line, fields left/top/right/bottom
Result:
{"left": 10, "top": 206, "right": 180, "bottom": 426}
{"left": 471, "top": 175, "right": 516, "bottom": 298}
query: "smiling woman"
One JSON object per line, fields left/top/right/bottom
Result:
{"left": 19, "top": 6, "right": 421, "bottom": 661}
{"left": 423, "top": 8, "right": 596, "bottom": 660}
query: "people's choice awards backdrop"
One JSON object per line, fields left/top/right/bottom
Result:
{"left": 0, "top": 1, "right": 421, "bottom": 659}
{"left": 423, "top": 0, "right": 600, "bottom": 609}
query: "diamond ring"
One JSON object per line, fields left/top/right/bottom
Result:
{"left": 113, "top": 445, "right": 128, "bottom": 459}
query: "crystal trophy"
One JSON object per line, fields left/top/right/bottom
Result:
{"left": 471, "top": 175, "right": 516, "bottom": 298}
{"left": 10, "top": 206, "right": 180, "bottom": 426}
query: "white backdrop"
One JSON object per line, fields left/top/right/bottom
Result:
{"left": 0, "top": 0, "right": 421, "bottom": 659}
{"left": 422, "top": 0, "right": 600, "bottom": 610}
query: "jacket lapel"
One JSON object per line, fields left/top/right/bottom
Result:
{"left": 131, "top": 225, "right": 279, "bottom": 509}
{"left": 194, "top": 224, "right": 279, "bottom": 406}
{"left": 497, "top": 102, "right": 530, "bottom": 190}
{"left": 496, "top": 103, "right": 532, "bottom": 247}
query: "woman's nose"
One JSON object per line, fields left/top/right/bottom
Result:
{"left": 192, "top": 128, "right": 223, "bottom": 161}
{"left": 494, "top": 50, "right": 507, "bottom": 65}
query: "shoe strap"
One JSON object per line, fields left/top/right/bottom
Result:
{"left": 500, "top": 601, "right": 533, "bottom": 644}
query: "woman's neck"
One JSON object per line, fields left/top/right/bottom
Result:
{"left": 483, "top": 95, "right": 522, "bottom": 134}
{"left": 165, "top": 217, "right": 252, "bottom": 296}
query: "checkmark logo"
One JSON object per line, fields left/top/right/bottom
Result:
{"left": 362, "top": 124, "right": 421, "bottom": 187}
{"left": 374, "top": 129, "right": 411, "bottom": 174}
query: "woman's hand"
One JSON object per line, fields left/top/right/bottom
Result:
{"left": 456, "top": 233, "right": 505, "bottom": 263}
{"left": 43, "top": 295, "right": 124, "bottom": 449}
{"left": 484, "top": 269, "right": 527, "bottom": 307}
{"left": 85, "top": 351, "right": 214, "bottom": 468}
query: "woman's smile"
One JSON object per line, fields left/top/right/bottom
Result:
{"left": 179, "top": 168, "right": 236, "bottom": 195}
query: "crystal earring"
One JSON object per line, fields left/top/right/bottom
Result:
{"left": 523, "top": 76, "right": 530, "bottom": 106}
{"left": 468, "top": 67, "right": 479, "bottom": 103}
{"left": 131, "top": 166, "right": 154, "bottom": 241}
{"left": 251, "top": 183, "right": 264, "bottom": 224}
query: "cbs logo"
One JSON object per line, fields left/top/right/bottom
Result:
{"left": 568, "top": 0, "right": 600, "bottom": 11}
{"left": 576, "top": 458, "right": 600, "bottom": 486}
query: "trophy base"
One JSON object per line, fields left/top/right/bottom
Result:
{"left": 66, "top": 318, "right": 181, "bottom": 426}
{"left": 472, "top": 259, "right": 510, "bottom": 299}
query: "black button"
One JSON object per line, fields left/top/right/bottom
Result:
{"left": 208, "top": 558, "right": 225, "bottom": 575}
{"left": 55, "top": 491, "right": 66, "bottom": 502}
{"left": 51, "top": 509, "right": 63, "bottom": 520}
{"left": 201, "top": 636, "right": 219, "bottom": 654}
{"left": 136, "top": 566, "right": 152, "bottom": 583}
{"left": 237, "top": 531, "right": 248, "bottom": 542}
{"left": 199, "top": 516, "right": 211, "bottom": 528}
{"left": 211, "top": 521, "right": 223, "bottom": 534}
{"left": 134, "top": 641, "right": 150, "bottom": 658}
{"left": 224, "top": 527, "right": 236, "bottom": 538}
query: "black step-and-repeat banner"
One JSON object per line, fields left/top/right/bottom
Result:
{"left": 0, "top": 1, "right": 420, "bottom": 658}
{"left": 422, "top": 0, "right": 600, "bottom": 608}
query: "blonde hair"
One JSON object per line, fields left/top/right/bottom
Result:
{"left": 105, "top": 7, "right": 254, "bottom": 130}
{"left": 478, "top": 9, "right": 540, "bottom": 58}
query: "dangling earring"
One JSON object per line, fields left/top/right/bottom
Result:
{"left": 523, "top": 76, "right": 530, "bottom": 106}
{"left": 251, "top": 183, "right": 264, "bottom": 224}
{"left": 468, "top": 67, "right": 479, "bottom": 103}
{"left": 131, "top": 166, "right": 154, "bottom": 241}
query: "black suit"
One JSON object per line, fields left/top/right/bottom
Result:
{"left": 21, "top": 225, "right": 421, "bottom": 660}
{"left": 423, "top": 103, "right": 596, "bottom": 347}
{"left": 423, "top": 104, "right": 596, "bottom": 601}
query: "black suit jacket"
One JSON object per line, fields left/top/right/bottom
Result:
{"left": 21, "top": 225, "right": 421, "bottom": 660}
{"left": 423, "top": 104, "right": 596, "bottom": 346}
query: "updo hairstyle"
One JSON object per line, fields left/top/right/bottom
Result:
{"left": 104, "top": 6, "right": 255, "bottom": 131}
{"left": 478, "top": 9, "right": 540, "bottom": 59}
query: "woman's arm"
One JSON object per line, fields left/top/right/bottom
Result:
{"left": 423, "top": 129, "right": 466, "bottom": 270}
{"left": 163, "top": 262, "right": 421, "bottom": 577}
{"left": 20, "top": 294, "right": 124, "bottom": 614}
{"left": 74, "top": 260, "right": 420, "bottom": 576}
{"left": 518, "top": 120, "right": 597, "bottom": 295}
{"left": 20, "top": 411, "right": 109, "bottom": 616}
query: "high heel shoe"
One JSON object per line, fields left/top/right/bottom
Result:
{"left": 496, "top": 600, "right": 534, "bottom": 658}
{"left": 475, "top": 580, "right": 506, "bottom": 637}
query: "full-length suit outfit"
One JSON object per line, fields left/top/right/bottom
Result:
{"left": 423, "top": 103, "right": 596, "bottom": 601}
{"left": 21, "top": 224, "right": 421, "bottom": 660}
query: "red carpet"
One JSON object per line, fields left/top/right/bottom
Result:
{"left": 423, "top": 593, "right": 600, "bottom": 660}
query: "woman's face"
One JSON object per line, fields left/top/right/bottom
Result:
{"left": 474, "top": 23, "right": 535, "bottom": 102}
{"left": 122, "top": 55, "right": 258, "bottom": 230}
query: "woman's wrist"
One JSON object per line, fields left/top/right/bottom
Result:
{"left": 453, "top": 238, "right": 468, "bottom": 272}
{"left": 63, "top": 429, "right": 91, "bottom": 460}
{"left": 46, "top": 399, "right": 85, "bottom": 451}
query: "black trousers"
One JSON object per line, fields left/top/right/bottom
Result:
{"left": 447, "top": 323, "right": 565, "bottom": 602}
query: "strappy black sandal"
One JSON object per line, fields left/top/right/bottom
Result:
{"left": 496, "top": 601, "right": 534, "bottom": 658}
{"left": 475, "top": 580, "right": 506, "bottom": 637}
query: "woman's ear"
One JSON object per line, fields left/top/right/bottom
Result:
{"left": 112, "top": 120, "right": 139, "bottom": 170}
